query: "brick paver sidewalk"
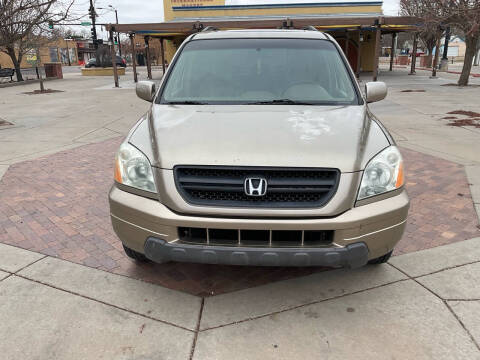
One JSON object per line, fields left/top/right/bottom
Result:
{"left": 0, "top": 138, "right": 478, "bottom": 296}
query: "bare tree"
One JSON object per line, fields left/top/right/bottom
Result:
{"left": 400, "top": 0, "right": 445, "bottom": 67}
{"left": 0, "top": 0, "right": 74, "bottom": 81}
{"left": 402, "top": 0, "right": 480, "bottom": 85}
{"left": 446, "top": 0, "right": 480, "bottom": 85}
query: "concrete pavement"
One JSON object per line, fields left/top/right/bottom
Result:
{"left": 0, "top": 67, "right": 162, "bottom": 169}
{"left": 369, "top": 66, "right": 480, "bottom": 222}
{"left": 0, "top": 239, "right": 479, "bottom": 359}
{"left": 1, "top": 64, "right": 480, "bottom": 359}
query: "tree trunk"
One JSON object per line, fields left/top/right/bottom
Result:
{"left": 425, "top": 44, "right": 435, "bottom": 68}
{"left": 458, "top": 34, "right": 478, "bottom": 86}
{"left": 6, "top": 46, "right": 23, "bottom": 82}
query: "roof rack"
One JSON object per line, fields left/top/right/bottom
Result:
{"left": 201, "top": 26, "right": 218, "bottom": 32}
{"left": 303, "top": 26, "right": 319, "bottom": 32}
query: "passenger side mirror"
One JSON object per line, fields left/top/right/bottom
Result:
{"left": 136, "top": 81, "right": 156, "bottom": 102}
{"left": 365, "top": 82, "right": 387, "bottom": 103}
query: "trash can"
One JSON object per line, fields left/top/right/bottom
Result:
{"left": 44, "top": 62, "right": 63, "bottom": 79}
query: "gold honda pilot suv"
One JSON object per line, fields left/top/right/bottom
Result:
{"left": 109, "top": 29, "right": 409, "bottom": 268}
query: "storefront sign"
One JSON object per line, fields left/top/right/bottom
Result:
{"left": 225, "top": 0, "right": 380, "bottom": 4}
{"left": 171, "top": 0, "right": 381, "bottom": 8}
{"left": 172, "top": 0, "right": 224, "bottom": 7}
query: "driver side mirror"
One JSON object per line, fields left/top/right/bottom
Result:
{"left": 136, "top": 81, "right": 156, "bottom": 102}
{"left": 365, "top": 82, "right": 387, "bottom": 103}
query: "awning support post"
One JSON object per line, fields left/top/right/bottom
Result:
{"left": 389, "top": 33, "right": 397, "bottom": 71}
{"left": 145, "top": 35, "right": 152, "bottom": 80}
{"left": 356, "top": 28, "right": 362, "bottom": 78}
{"left": 129, "top": 33, "right": 138, "bottom": 83}
{"left": 409, "top": 32, "right": 418, "bottom": 75}
{"left": 345, "top": 30, "right": 349, "bottom": 59}
{"left": 109, "top": 29, "right": 119, "bottom": 88}
{"left": 160, "top": 37, "right": 166, "bottom": 75}
{"left": 373, "top": 26, "right": 381, "bottom": 81}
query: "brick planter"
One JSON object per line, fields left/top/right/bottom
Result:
{"left": 420, "top": 55, "right": 432, "bottom": 68}
{"left": 397, "top": 55, "right": 409, "bottom": 65}
{"left": 81, "top": 67, "right": 126, "bottom": 76}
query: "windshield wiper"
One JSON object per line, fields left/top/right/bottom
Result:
{"left": 246, "top": 99, "right": 315, "bottom": 105}
{"left": 164, "top": 101, "right": 207, "bottom": 105}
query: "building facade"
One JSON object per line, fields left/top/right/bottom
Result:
{"left": 0, "top": 38, "right": 81, "bottom": 69}
{"left": 161, "top": 0, "right": 384, "bottom": 72}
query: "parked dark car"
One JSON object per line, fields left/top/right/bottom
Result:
{"left": 85, "top": 56, "right": 126, "bottom": 68}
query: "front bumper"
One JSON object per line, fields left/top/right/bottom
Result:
{"left": 145, "top": 237, "right": 369, "bottom": 268}
{"left": 109, "top": 185, "right": 409, "bottom": 267}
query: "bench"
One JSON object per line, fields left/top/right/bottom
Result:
{"left": 0, "top": 68, "right": 15, "bottom": 82}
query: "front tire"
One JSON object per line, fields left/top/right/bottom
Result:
{"left": 368, "top": 250, "right": 393, "bottom": 265}
{"left": 123, "top": 244, "right": 149, "bottom": 262}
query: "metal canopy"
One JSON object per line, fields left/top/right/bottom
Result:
{"left": 106, "top": 15, "right": 420, "bottom": 36}
{"left": 106, "top": 15, "right": 421, "bottom": 87}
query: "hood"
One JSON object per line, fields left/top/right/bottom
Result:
{"left": 146, "top": 104, "right": 389, "bottom": 172}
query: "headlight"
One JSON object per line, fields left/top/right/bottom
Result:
{"left": 357, "top": 146, "right": 404, "bottom": 200}
{"left": 114, "top": 142, "right": 157, "bottom": 193}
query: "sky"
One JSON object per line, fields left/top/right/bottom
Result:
{"left": 70, "top": 0, "right": 400, "bottom": 38}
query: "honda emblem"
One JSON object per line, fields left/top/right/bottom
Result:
{"left": 244, "top": 177, "right": 267, "bottom": 197}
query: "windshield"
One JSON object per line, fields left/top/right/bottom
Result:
{"left": 159, "top": 38, "right": 359, "bottom": 105}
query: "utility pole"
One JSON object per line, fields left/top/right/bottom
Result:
{"left": 114, "top": 9, "right": 121, "bottom": 57}
{"left": 89, "top": 0, "right": 99, "bottom": 61}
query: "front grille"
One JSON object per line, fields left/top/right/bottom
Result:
{"left": 178, "top": 227, "right": 334, "bottom": 248}
{"left": 174, "top": 166, "right": 340, "bottom": 208}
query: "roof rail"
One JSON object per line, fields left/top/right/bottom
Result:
{"left": 303, "top": 26, "right": 319, "bottom": 32}
{"left": 201, "top": 26, "right": 218, "bottom": 32}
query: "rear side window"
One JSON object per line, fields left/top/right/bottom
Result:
{"left": 159, "top": 38, "right": 358, "bottom": 105}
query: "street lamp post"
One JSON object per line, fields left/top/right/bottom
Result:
{"left": 98, "top": 5, "right": 122, "bottom": 57}
{"left": 113, "top": 8, "right": 121, "bottom": 57}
